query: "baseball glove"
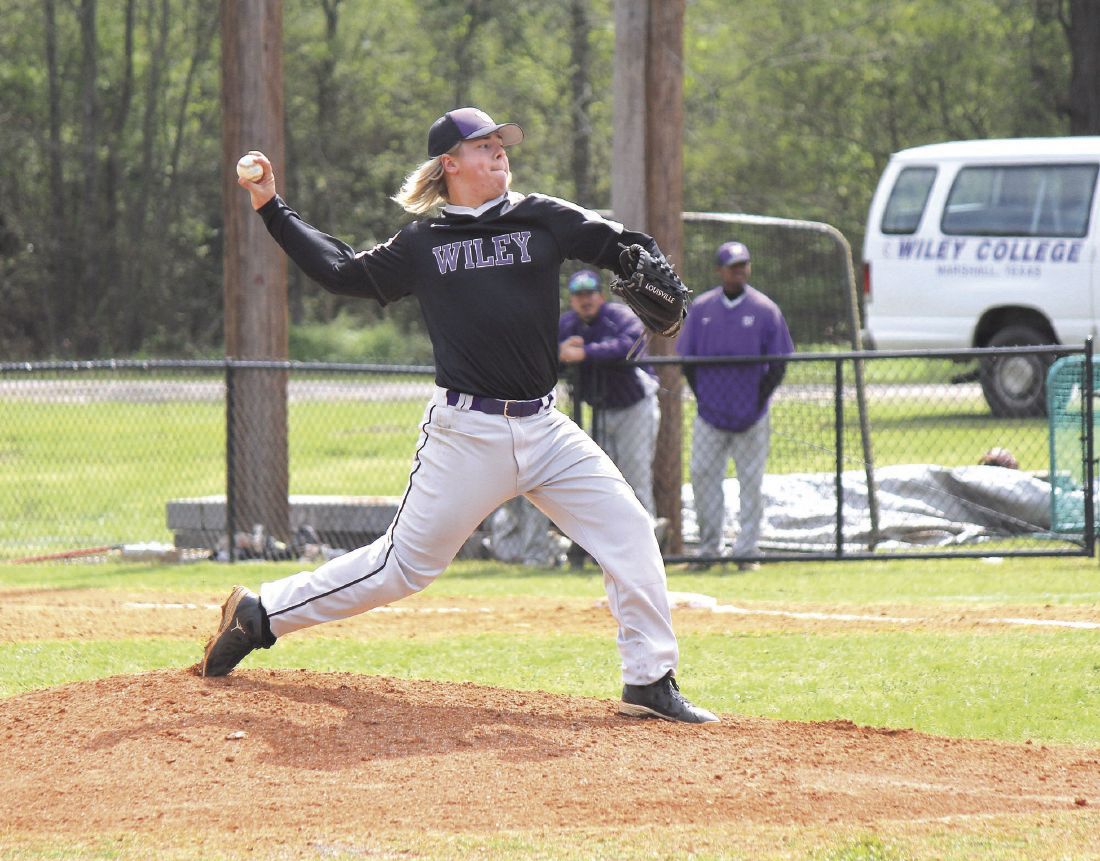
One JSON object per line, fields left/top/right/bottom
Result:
{"left": 609, "top": 244, "right": 691, "bottom": 337}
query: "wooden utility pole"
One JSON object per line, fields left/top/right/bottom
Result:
{"left": 221, "top": 0, "right": 289, "bottom": 546}
{"left": 612, "top": 0, "right": 686, "bottom": 551}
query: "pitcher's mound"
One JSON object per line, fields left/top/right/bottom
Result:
{"left": 1, "top": 669, "right": 1097, "bottom": 836}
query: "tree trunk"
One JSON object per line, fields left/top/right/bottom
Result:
{"left": 1068, "top": 0, "right": 1100, "bottom": 134}
{"left": 42, "top": 0, "right": 63, "bottom": 354}
{"left": 158, "top": 4, "right": 220, "bottom": 316}
{"left": 569, "top": 0, "right": 594, "bottom": 206}
{"left": 222, "top": 0, "right": 290, "bottom": 545}
{"left": 76, "top": 0, "right": 102, "bottom": 354}
{"left": 166, "top": 11, "right": 220, "bottom": 212}
{"left": 105, "top": 0, "right": 135, "bottom": 350}
{"left": 313, "top": 0, "right": 343, "bottom": 232}
{"left": 612, "top": 0, "right": 648, "bottom": 229}
{"left": 450, "top": 0, "right": 488, "bottom": 108}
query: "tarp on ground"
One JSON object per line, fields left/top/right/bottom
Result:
{"left": 681, "top": 464, "right": 1058, "bottom": 552}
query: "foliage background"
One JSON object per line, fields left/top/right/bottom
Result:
{"left": 0, "top": 0, "right": 1077, "bottom": 360}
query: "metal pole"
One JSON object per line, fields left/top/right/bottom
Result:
{"left": 835, "top": 357, "right": 845, "bottom": 558}
{"left": 568, "top": 365, "right": 584, "bottom": 428}
{"left": 834, "top": 232, "right": 879, "bottom": 550}
{"left": 225, "top": 360, "right": 236, "bottom": 564}
{"left": 1085, "top": 337, "right": 1095, "bottom": 558}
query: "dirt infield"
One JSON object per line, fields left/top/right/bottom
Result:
{"left": 2, "top": 587, "right": 1100, "bottom": 856}
{"left": 2, "top": 668, "right": 1098, "bottom": 844}
{"left": 6, "top": 585, "right": 1100, "bottom": 643}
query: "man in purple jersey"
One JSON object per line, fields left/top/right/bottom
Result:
{"left": 200, "top": 107, "right": 718, "bottom": 723}
{"left": 558, "top": 269, "right": 660, "bottom": 519}
{"left": 558, "top": 269, "right": 666, "bottom": 567}
{"left": 676, "top": 241, "right": 794, "bottom": 571}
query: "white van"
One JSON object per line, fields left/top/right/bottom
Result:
{"left": 862, "top": 137, "right": 1100, "bottom": 416}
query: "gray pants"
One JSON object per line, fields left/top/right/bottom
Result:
{"left": 690, "top": 413, "right": 770, "bottom": 558}
{"left": 486, "top": 496, "right": 556, "bottom": 567}
{"left": 595, "top": 391, "right": 660, "bottom": 518}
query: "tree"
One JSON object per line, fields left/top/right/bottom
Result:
{"left": 1050, "top": 0, "right": 1100, "bottom": 133}
{"left": 569, "top": 0, "right": 596, "bottom": 206}
{"left": 682, "top": 0, "right": 1073, "bottom": 252}
{"left": 2, "top": 0, "right": 1092, "bottom": 361}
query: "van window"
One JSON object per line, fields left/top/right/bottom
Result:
{"left": 942, "top": 163, "right": 1098, "bottom": 238}
{"left": 880, "top": 167, "right": 936, "bottom": 234}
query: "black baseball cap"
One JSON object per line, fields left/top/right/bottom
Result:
{"left": 427, "top": 107, "right": 524, "bottom": 158}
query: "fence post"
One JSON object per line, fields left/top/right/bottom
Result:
{"left": 1085, "top": 338, "right": 1095, "bottom": 559}
{"left": 225, "top": 360, "right": 236, "bottom": 564}
{"left": 565, "top": 365, "right": 584, "bottom": 428}
{"left": 834, "top": 357, "right": 845, "bottom": 558}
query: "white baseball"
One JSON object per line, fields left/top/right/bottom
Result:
{"left": 236, "top": 154, "right": 264, "bottom": 183}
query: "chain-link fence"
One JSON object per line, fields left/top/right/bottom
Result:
{"left": 665, "top": 344, "right": 1093, "bottom": 564}
{"left": 678, "top": 212, "right": 861, "bottom": 349}
{"left": 1, "top": 349, "right": 1093, "bottom": 565}
{"left": 578, "top": 212, "right": 860, "bottom": 351}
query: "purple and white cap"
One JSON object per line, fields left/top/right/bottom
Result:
{"left": 427, "top": 107, "right": 524, "bottom": 158}
{"left": 715, "top": 241, "right": 751, "bottom": 266}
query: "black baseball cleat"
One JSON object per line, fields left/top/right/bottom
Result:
{"left": 619, "top": 671, "right": 720, "bottom": 723}
{"left": 200, "top": 586, "right": 274, "bottom": 677}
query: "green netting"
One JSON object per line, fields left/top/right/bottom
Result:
{"left": 1047, "top": 355, "right": 1093, "bottom": 533}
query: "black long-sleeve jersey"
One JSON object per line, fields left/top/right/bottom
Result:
{"left": 259, "top": 191, "right": 660, "bottom": 400}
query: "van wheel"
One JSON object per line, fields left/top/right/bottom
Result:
{"left": 978, "top": 325, "right": 1052, "bottom": 418}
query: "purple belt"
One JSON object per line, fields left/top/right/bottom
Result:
{"left": 445, "top": 389, "right": 552, "bottom": 418}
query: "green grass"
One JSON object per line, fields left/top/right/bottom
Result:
{"left": 0, "top": 396, "right": 428, "bottom": 555}
{"left": 686, "top": 392, "right": 1050, "bottom": 478}
{"left": 9, "top": 624, "right": 1099, "bottom": 746}
{"left": 0, "top": 400, "right": 225, "bottom": 550}
{"left": 6, "top": 817, "right": 1098, "bottom": 861}
{"left": 2, "top": 555, "right": 1096, "bottom": 603}
{"left": 3, "top": 556, "right": 1099, "bottom": 745}
{"left": 288, "top": 397, "right": 424, "bottom": 493}
{"left": 288, "top": 313, "right": 434, "bottom": 364}
{"left": 670, "top": 557, "right": 1100, "bottom": 605}
{"left": 0, "top": 639, "right": 190, "bottom": 695}
{"left": 785, "top": 350, "right": 968, "bottom": 387}
{"left": 2, "top": 556, "right": 1099, "bottom": 860}
{"left": 0, "top": 365, "right": 1077, "bottom": 559}
{"left": 9, "top": 822, "right": 1100, "bottom": 861}
{"left": 5, "top": 628, "right": 1095, "bottom": 744}
{"left": 856, "top": 402, "right": 1049, "bottom": 471}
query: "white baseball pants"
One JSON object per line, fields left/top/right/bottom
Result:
{"left": 260, "top": 386, "right": 679, "bottom": 686}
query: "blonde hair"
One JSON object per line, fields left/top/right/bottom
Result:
{"left": 391, "top": 154, "right": 450, "bottom": 215}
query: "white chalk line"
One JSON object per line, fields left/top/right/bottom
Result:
{"left": 663, "top": 592, "right": 1100, "bottom": 630}
{"left": 123, "top": 602, "right": 220, "bottom": 611}
{"left": 988, "top": 617, "right": 1100, "bottom": 630}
